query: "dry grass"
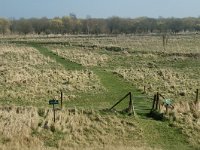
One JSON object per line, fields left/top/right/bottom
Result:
{"left": 0, "top": 43, "right": 105, "bottom": 105}
{"left": 0, "top": 106, "right": 158, "bottom": 150}
{"left": 114, "top": 67, "right": 199, "bottom": 101}
{"left": 49, "top": 46, "right": 109, "bottom": 67}
{"left": 0, "top": 35, "right": 199, "bottom": 149}
{"left": 168, "top": 101, "right": 200, "bottom": 147}
{"left": 0, "top": 106, "right": 46, "bottom": 150}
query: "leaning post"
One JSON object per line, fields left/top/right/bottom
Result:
{"left": 110, "top": 92, "right": 130, "bottom": 110}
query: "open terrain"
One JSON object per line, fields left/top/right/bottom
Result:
{"left": 0, "top": 34, "right": 199, "bottom": 150}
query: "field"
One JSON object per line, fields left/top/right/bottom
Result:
{"left": 0, "top": 34, "right": 200, "bottom": 150}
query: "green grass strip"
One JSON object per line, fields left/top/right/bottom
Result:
{"left": 30, "top": 43, "right": 83, "bottom": 70}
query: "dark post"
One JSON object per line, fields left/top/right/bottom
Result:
{"left": 152, "top": 94, "right": 157, "bottom": 110}
{"left": 53, "top": 104, "right": 56, "bottom": 122}
{"left": 143, "top": 86, "right": 146, "bottom": 94}
{"left": 49, "top": 99, "right": 59, "bottom": 123}
{"left": 196, "top": 89, "right": 199, "bottom": 103}
{"left": 128, "top": 92, "right": 134, "bottom": 115}
{"left": 156, "top": 92, "right": 160, "bottom": 111}
{"left": 61, "top": 91, "right": 63, "bottom": 109}
{"left": 166, "top": 105, "right": 169, "bottom": 115}
{"left": 131, "top": 93, "right": 134, "bottom": 114}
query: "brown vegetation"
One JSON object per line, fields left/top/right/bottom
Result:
{"left": 114, "top": 67, "right": 199, "bottom": 101}
{"left": 0, "top": 44, "right": 104, "bottom": 105}
{"left": 50, "top": 46, "right": 109, "bottom": 67}
{"left": 169, "top": 101, "right": 200, "bottom": 147}
{"left": 0, "top": 106, "right": 155, "bottom": 150}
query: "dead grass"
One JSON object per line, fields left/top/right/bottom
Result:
{"left": 169, "top": 101, "right": 200, "bottom": 147}
{"left": 114, "top": 67, "right": 199, "bottom": 101}
{"left": 0, "top": 106, "right": 46, "bottom": 150}
{"left": 0, "top": 106, "right": 157, "bottom": 150}
{"left": 0, "top": 43, "right": 105, "bottom": 105}
{"left": 49, "top": 46, "right": 109, "bottom": 67}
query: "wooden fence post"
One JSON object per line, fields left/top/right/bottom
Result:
{"left": 156, "top": 92, "right": 160, "bottom": 111}
{"left": 196, "top": 89, "right": 199, "bottom": 104}
{"left": 128, "top": 92, "right": 134, "bottom": 115}
{"left": 143, "top": 86, "right": 146, "bottom": 94}
{"left": 60, "top": 91, "right": 63, "bottom": 109}
{"left": 53, "top": 104, "right": 56, "bottom": 122}
{"left": 152, "top": 94, "right": 157, "bottom": 110}
{"left": 166, "top": 105, "right": 169, "bottom": 115}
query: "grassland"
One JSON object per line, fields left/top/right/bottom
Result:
{"left": 0, "top": 43, "right": 104, "bottom": 107}
{"left": 0, "top": 34, "right": 199, "bottom": 149}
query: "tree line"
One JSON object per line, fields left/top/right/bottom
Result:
{"left": 1, "top": 15, "right": 200, "bottom": 35}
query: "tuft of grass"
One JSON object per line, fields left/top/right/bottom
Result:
{"left": 38, "top": 108, "right": 45, "bottom": 117}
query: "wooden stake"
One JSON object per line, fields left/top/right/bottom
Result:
{"left": 166, "top": 105, "right": 169, "bottom": 115}
{"left": 196, "top": 89, "right": 199, "bottom": 104}
{"left": 152, "top": 94, "right": 156, "bottom": 110}
{"left": 156, "top": 92, "right": 160, "bottom": 111}
{"left": 143, "top": 86, "right": 146, "bottom": 94}
{"left": 53, "top": 104, "right": 56, "bottom": 122}
{"left": 128, "top": 92, "right": 134, "bottom": 115}
{"left": 61, "top": 91, "right": 63, "bottom": 109}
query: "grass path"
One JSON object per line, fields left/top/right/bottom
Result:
{"left": 31, "top": 44, "right": 195, "bottom": 150}
{"left": 30, "top": 44, "right": 145, "bottom": 111}
{"left": 31, "top": 43, "right": 83, "bottom": 70}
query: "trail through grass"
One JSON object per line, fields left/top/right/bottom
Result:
{"left": 31, "top": 43, "right": 195, "bottom": 150}
{"left": 31, "top": 44, "right": 83, "bottom": 70}
{"left": 31, "top": 44, "right": 146, "bottom": 111}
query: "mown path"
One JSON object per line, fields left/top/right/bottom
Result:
{"left": 31, "top": 43, "right": 147, "bottom": 111}
{"left": 31, "top": 43, "right": 195, "bottom": 150}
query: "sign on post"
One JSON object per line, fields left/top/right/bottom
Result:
{"left": 49, "top": 99, "right": 59, "bottom": 122}
{"left": 49, "top": 99, "right": 59, "bottom": 105}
